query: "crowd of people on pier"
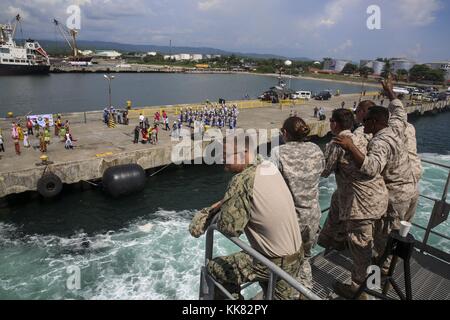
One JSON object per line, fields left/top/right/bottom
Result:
{"left": 103, "top": 106, "right": 129, "bottom": 126}
{"left": 130, "top": 102, "right": 240, "bottom": 144}
{"left": 2, "top": 115, "right": 75, "bottom": 156}
{"left": 173, "top": 103, "right": 239, "bottom": 137}
{"left": 189, "top": 76, "right": 421, "bottom": 300}
{"left": 133, "top": 111, "right": 161, "bottom": 145}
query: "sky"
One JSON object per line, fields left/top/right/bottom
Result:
{"left": 1, "top": 0, "right": 449, "bottom": 62}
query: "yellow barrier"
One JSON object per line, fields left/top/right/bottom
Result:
{"left": 96, "top": 152, "right": 114, "bottom": 158}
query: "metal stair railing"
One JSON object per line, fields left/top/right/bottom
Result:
{"left": 412, "top": 159, "right": 450, "bottom": 262}
{"left": 200, "top": 223, "right": 322, "bottom": 300}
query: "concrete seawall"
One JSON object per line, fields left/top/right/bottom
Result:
{"left": 0, "top": 94, "right": 448, "bottom": 198}
{"left": 0, "top": 145, "right": 174, "bottom": 197}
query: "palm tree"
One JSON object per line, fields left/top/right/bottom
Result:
{"left": 381, "top": 60, "right": 392, "bottom": 78}
{"left": 396, "top": 69, "right": 409, "bottom": 82}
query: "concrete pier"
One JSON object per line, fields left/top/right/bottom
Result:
{"left": 0, "top": 93, "right": 448, "bottom": 198}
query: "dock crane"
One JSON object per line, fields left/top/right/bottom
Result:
{"left": 53, "top": 18, "right": 79, "bottom": 57}
{"left": 53, "top": 18, "right": 92, "bottom": 65}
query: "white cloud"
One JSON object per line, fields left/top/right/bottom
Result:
{"left": 297, "top": 0, "right": 360, "bottom": 32}
{"left": 333, "top": 39, "right": 352, "bottom": 53}
{"left": 5, "top": 5, "right": 30, "bottom": 20}
{"left": 198, "top": 0, "right": 223, "bottom": 11}
{"left": 397, "top": 43, "right": 422, "bottom": 59}
{"left": 394, "top": 0, "right": 442, "bottom": 26}
{"left": 410, "top": 43, "right": 422, "bottom": 57}
{"left": 319, "top": 0, "right": 358, "bottom": 26}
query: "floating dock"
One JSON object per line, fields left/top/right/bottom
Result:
{"left": 0, "top": 94, "right": 448, "bottom": 198}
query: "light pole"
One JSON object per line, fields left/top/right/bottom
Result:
{"left": 284, "top": 60, "right": 292, "bottom": 89}
{"left": 360, "top": 77, "right": 366, "bottom": 102}
{"left": 104, "top": 74, "right": 115, "bottom": 107}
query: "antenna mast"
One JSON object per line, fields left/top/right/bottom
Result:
{"left": 11, "top": 14, "right": 21, "bottom": 39}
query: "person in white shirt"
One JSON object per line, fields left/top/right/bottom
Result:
{"left": 139, "top": 114, "right": 145, "bottom": 129}
{"left": 65, "top": 133, "right": 73, "bottom": 149}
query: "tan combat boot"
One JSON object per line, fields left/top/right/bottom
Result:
{"left": 333, "top": 281, "right": 369, "bottom": 300}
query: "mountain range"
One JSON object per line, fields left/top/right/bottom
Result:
{"left": 34, "top": 39, "right": 313, "bottom": 61}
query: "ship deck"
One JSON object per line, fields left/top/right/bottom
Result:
{"left": 310, "top": 249, "right": 450, "bottom": 300}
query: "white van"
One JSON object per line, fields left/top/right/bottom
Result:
{"left": 411, "top": 92, "right": 423, "bottom": 101}
{"left": 291, "top": 90, "right": 312, "bottom": 100}
{"left": 393, "top": 87, "right": 409, "bottom": 95}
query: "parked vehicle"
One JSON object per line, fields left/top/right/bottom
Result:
{"left": 438, "top": 92, "right": 448, "bottom": 101}
{"left": 411, "top": 92, "right": 423, "bottom": 101}
{"left": 393, "top": 87, "right": 410, "bottom": 95}
{"left": 291, "top": 90, "right": 312, "bottom": 100}
{"left": 405, "top": 86, "right": 417, "bottom": 94}
{"left": 423, "top": 95, "right": 435, "bottom": 102}
{"left": 314, "top": 91, "right": 332, "bottom": 101}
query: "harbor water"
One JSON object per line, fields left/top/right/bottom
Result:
{"left": 0, "top": 74, "right": 449, "bottom": 299}
{"left": 0, "top": 73, "right": 374, "bottom": 115}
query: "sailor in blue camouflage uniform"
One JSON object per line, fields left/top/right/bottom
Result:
{"left": 189, "top": 135, "right": 303, "bottom": 300}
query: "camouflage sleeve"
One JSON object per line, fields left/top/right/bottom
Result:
{"left": 360, "top": 139, "right": 390, "bottom": 178}
{"left": 388, "top": 99, "right": 407, "bottom": 138}
{"left": 189, "top": 206, "right": 216, "bottom": 238}
{"left": 269, "top": 146, "right": 282, "bottom": 170}
{"left": 322, "top": 142, "right": 343, "bottom": 178}
{"left": 405, "top": 124, "right": 423, "bottom": 182}
{"left": 216, "top": 167, "right": 255, "bottom": 237}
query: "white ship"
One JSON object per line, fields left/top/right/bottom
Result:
{"left": 0, "top": 15, "right": 50, "bottom": 75}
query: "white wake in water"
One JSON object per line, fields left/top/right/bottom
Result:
{"left": 0, "top": 210, "right": 240, "bottom": 300}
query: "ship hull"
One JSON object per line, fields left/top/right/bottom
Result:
{"left": 0, "top": 64, "right": 50, "bottom": 75}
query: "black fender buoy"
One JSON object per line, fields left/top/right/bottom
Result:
{"left": 102, "top": 164, "right": 146, "bottom": 197}
{"left": 37, "top": 173, "right": 63, "bottom": 198}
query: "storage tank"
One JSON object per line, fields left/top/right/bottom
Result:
{"left": 391, "top": 59, "right": 415, "bottom": 72}
{"left": 191, "top": 54, "right": 203, "bottom": 61}
{"left": 334, "top": 59, "right": 351, "bottom": 73}
{"left": 323, "top": 59, "right": 350, "bottom": 72}
{"left": 372, "top": 61, "right": 386, "bottom": 75}
{"left": 360, "top": 60, "right": 372, "bottom": 68}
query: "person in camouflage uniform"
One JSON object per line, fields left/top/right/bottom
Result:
{"left": 334, "top": 78, "right": 417, "bottom": 276}
{"left": 318, "top": 101, "right": 377, "bottom": 254}
{"left": 270, "top": 116, "right": 325, "bottom": 291}
{"left": 322, "top": 109, "right": 388, "bottom": 299}
{"left": 353, "top": 100, "right": 376, "bottom": 142}
{"left": 354, "top": 95, "right": 421, "bottom": 224}
{"left": 354, "top": 98, "right": 421, "bottom": 188}
{"left": 189, "top": 135, "right": 303, "bottom": 300}
{"left": 387, "top": 97, "right": 422, "bottom": 224}
{"left": 317, "top": 191, "right": 348, "bottom": 252}
{"left": 355, "top": 86, "right": 421, "bottom": 213}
